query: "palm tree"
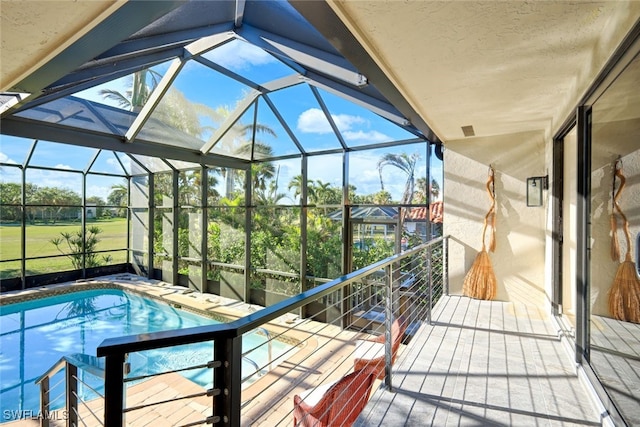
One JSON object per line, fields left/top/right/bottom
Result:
{"left": 100, "top": 69, "right": 162, "bottom": 113}
{"left": 107, "top": 181, "right": 128, "bottom": 217}
{"left": 430, "top": 178, "right": 440, "bottom": 201}
{"left": 415, "top": 177, "right": 428, "bottom": 204}
{"left": 215, "top": 111, "right": 277, "bottom": 198}
{"left": 377, "top": 152, "right": 420, "bottom": 205}
{"left": 288, "top": 175, "right": 318, "bottom": 204}
{"left": 373, "top": 190, "right": 392, "bottom": 205}
{"left": 314, "top": 181, "right": 341, "bottom": 205}
{"left": 254, "top": 181, "right": 287, "bottom": 205}
{"left": 108, "top": 181, "right": 127, "bottom": 205}
{"left": 100, "top": 68, "right": 221, "bottom": 138}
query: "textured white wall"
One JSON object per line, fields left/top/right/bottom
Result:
{"left": 1, "top": 1, "right": 125, "bottom": 91}
{"left": 444, "top": 131, "right": 547, "bottom": 305}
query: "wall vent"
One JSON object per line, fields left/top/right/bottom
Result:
{"left": 461, "top": 125, "right": 475, "bottom": 137}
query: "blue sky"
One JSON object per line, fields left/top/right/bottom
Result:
{"left": 0, "top": 37, "right": 442, "bottom": 202}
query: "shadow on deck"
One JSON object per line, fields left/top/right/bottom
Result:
{"left": 357, "top": 295, "right": 603, "bottom": 426}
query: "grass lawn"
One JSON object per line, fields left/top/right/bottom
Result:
{"left": 0, "top": 218, "right": 129, "bottom": 279}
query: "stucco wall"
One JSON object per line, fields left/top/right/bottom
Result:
{"left": 444, "top": 131, "right": 547, "bottom": 305}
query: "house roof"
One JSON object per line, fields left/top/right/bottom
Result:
{"left": 406, "top": 203, "right": 443, "bottom": 224}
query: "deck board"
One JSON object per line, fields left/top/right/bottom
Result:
{"left": 356, "top": 295, "right": 602, "bottom": 427}
{"left": 2, "top": 277, "right": 609, "bottom": 426}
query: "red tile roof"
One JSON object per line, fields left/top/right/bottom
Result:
{"left": 406, "top": 202, "right": 443, "bottom": 224}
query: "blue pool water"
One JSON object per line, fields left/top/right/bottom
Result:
{"left": 0, "top": 289, "right": 289, "bottom": 422}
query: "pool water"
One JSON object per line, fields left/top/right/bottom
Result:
{"left": 0, "top": 289, "right": 289, "bottom": 421}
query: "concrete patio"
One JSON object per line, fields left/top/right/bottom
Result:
{"left": 357, "top": 295, "right": 604, "bottom": 426}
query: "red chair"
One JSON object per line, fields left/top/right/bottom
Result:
{"left": 353, "top": 315, "right": 407, "bottom": 379}
{"left": 293, "top": 368, "right": 376, "bottom": 427}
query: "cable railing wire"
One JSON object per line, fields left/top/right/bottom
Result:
{"left": 207, "top": 241, "right": 444, "bottom": 424}
{"left": 241, "top": 287, "right": 387, "bottom": 419}
{"left": 72, "top": 388, "right": 104, "bottom": 426}
{"left": 245, "top": 246, "right": 442, "bottom": 425}
{"left": 92, "top": 237, "right": 447, "bottom": 427}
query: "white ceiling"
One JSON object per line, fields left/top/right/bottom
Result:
{"left": 1, "top": 0, "right": 639, "bottom": 149}
{"left": 0, "top": 0, "right": 125, "bottom": 91}
{"left": 324, "top": 0, "right": 640, "bottom": 145}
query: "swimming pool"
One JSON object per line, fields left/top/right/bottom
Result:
{"left": 0, "top": 288, "right": 290, "bottom": 422}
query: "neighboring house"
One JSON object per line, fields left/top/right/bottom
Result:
{"left": 405, "top": 202, "right": 444, "bottom": 239}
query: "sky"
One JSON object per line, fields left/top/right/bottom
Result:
{"left": 0, "top": 38, "right": 442, "bottom": 202}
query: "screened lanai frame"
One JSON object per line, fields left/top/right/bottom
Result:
{"left": 0, "top": 137, "right": 439, "bottom": 299}
{"left": 0, "top": 139, "right": 132, "bottom": 287}
{"left": 0, "top": 1, "right": 443, "bottom": 301}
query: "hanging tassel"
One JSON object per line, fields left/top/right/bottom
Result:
{"left": 463, "top": 166, "right": 497, "bottom": 300}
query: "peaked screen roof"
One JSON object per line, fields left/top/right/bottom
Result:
{"left": 1, "top": 1, "right": 434, "bottom": 169}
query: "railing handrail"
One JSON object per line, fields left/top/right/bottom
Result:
{"left": 35, "top": 359, "right": 66, "bottom": 386}
{"left": 97, "top": 237, "right": 446, "bottom": 357}
{"left": 96, "top": 236, "right": 447, "bottom": 427}
{"left": 35, "top": 353, "right": 105, "bottom": 385}
{"left": 97, "top": 236, "right": 446, "bottom": 358}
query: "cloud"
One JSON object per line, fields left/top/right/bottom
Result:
{"left": 27, "top": 169, "right": 82, "bottom": 194}
{"left": 297, "top": 108, "right": 332, "bottom": 133}
{"left": 205, "top": 41, "right": 275, "bottom": 71}
{"left": 332, "top": 114, "right": 366, "bottom": 132}
{"left": 342, "top": 130, "right": 389, "bottom": 143}
{"left": 296, "top": 109, "right": 391, "bottom": 145}
{"left": 106, "top": 156, "right": 130, "bottom": 174}
{"left": 0, "top": 164, "right": 21, "bottom": 183}
{"left": 86, "top": 184, "right": 111, "bottom": 199}
{"left": 0, "top": 151, "right": 17, "bottom": 164}
{"left": 53, "top": 164, "right": 72, "bottom": 170}
{"left": 297, "top": 108, "right": 371, "bottom": 134}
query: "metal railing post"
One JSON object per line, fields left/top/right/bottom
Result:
{"left": 427, "top": 245, "right": 433, "bottom": 325}
{"left": 39, "top": 376, "right": 50, "bottom": 427}
{"left": 65, "top": 362, "right": 78, "bottom": 427}
{"left": 103, "top": 353, "right": 125, "bottom": 427}
{"left": 93, "top": 237, "right": 447, "bottom": 426}
{"left": 214, "top": 336, "right": 242, "bottom": 427}
{"left": 383, "top": 265, "right": 393, "bottom": 390}
{"left": 443, "top": 237, "right": 449, "bottom": 295}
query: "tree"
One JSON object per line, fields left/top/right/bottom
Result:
{"left": 254, "top": 181, "right": 287, "bottom": 205}
{"left": 288, "top": 175, "right": 323, "bottom": 204}
{"left": 107, "top": 181, "right": 128, "bottom": 217}
{"left": 0, "top": 182, "right": 21, "bottom": 222}
{"left": 377, "top": 152, "right": 420, "bottom": 205}
{"left": 414, "top": 177, "right": 427, "bottom": 204}
{"left": 313, "top": 180, "right": 340, "bottom": 205}
{"left": 50, "top": 226, "right": 112, "bottom": 269}
{"left": 253, "top": 164, "right": 286, "bottom": 205}
{"left": 372, "top": 190, "right": 392, "bottom": 205}
{"left": 100, "top": 69, "right": 162, "bottom": 113}
{"left": 430, "top": 178, "right": 440, "bottom": 201}
{"left": 100, "top": 68, "right": 221, "bottom": 139}
{"left": 26, "top": 186, "right": 81, "bottom": 223}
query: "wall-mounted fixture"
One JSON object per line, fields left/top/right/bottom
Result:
{"left": 526, "top": 175, "right": 548, "bottom": 207}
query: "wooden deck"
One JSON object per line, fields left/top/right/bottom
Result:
{"left": 356, "top": 295, "right": 603, "bottom": 426}
{"left": 590, "top": 315, "right": 640, "bottom": 426}
{"left": 2, "top": 277, "right": 608, "bottom": 426}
